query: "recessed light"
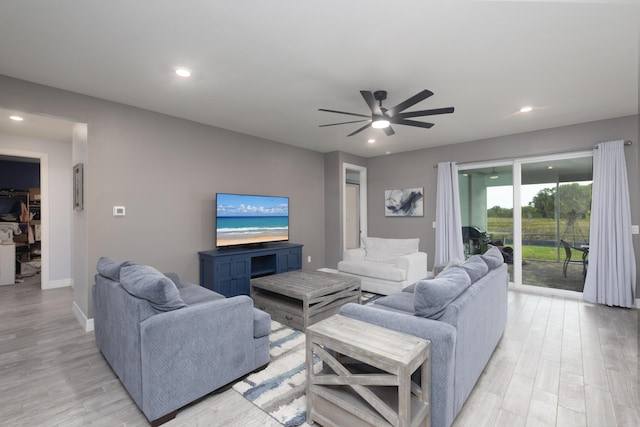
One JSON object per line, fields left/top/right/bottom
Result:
{"left": 547, "top": 165, "right": 553, "bottom": 170}
{"left": 367, "top": 139, "right": 375, "bottom": 144}
{"left": 175, "top": 68, "right": 192, "bottom": 78}
{"left": 9, "top": 115, "right": 23, "bottom": 121}
{"left": 519, "top": 106, "right": 533, "bottom": 113}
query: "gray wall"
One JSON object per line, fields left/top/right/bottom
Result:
{"left": 367, "top": 115, "right": 639, "bottom": 296}
{"left": 0, "top": 75, "right": 326, "bottom": 319}
{"left": 1, "top": 72, "right": 637, "bottom": 321}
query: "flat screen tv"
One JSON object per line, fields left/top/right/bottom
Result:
{"left": 216, "top": 193, "right": 289, "bottom": 248}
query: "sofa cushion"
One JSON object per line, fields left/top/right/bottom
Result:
{"left": 163, "top": 272, "right": 183, "bottom": 289}
{"left": 363, "top": 237, "right": 419, "bottom": 263}
{"left": 414, "top": 267, "right": 471, "bottom": 319}
{"left": 96, "top": 256, "right": 128, "bottom": 281}
{"left": 338, "top": 260, "right": 406, "bottom": 282}
{"left": 375, "top": 291, "right": 415, "bottom": 313}
{"left": 120, "top": 263, "right": 187, "bottom": 311}
{"left": 481, "top": 246, "right": 504, "bottom": 270}
{"left": 402, "top": 283, "right": 416, "bottom": 293}
{"left": 456, "top": 255, "right": 489, "bottom": 283}
{"left": 178, "top": 283, "right": 225, "bottom": 305}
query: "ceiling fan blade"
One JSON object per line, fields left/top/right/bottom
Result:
{"left": 319, "top": 119, "right": 370, "bottom": 127}
{"left": 360, "top": 91, "right": 383, "bottom": 115}
{"left": 386, "top": 90, "right": 434, "bottom": 117}
{"left": 384, "top": 126, "right": 395, "bottom": 136}
{"left": 347, "top": 122, "right": 372, "bottom": 137}
{"left": 398, "top": 107, "right": 455, "bottom": 118}
{"left": 318, "top": 108, "right": 370, "bottom": 118}
{"left": 390, "top": 118, "right": 434, "bottom": 129}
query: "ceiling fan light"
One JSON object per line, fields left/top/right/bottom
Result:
{"left": 175, "top": 68, "right": 192, "bottom": 78}
{"left": 372, "top": 119, "right": 390, "bottom": 129}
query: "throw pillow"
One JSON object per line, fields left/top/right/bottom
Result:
{"left": 457, "top": 255, "right": 489, "bottom": 282}
{"left": 480, "top": 246, "right": 504, "bottom": 270}
{"left": 164, "top": 272, "right": 183, "bottom": 288}
{"left": 120, "top": 263, "right": 187, "bottom": 311}
{"left": 363, "top": 237, "right": 419, "bottom": 263}
{"left": 96, "top": 256, "right": 129, "bottom": 281}
{"left": 414, "top": 267, "right": 471, "bottom": 319}
{"left": 434, "top": 258, "right": 464, "bottom": 277}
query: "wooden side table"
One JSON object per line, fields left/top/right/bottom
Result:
{"left": 306, "top": 314, "right": 431, "bottom": 427}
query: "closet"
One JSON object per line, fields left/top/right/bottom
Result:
{"left": 0, "top": 159, "right": 41, "bottom": 284}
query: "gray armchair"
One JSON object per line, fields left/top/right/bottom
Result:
{"left": 93, "top": 258, "right": 271, "bottom": 425}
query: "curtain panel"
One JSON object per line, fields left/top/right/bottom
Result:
{"left": 583, "top": 140, "right": 636, "bottom": 307}
{"left": 434, "top": 162, "right": 465, "bottom": 266}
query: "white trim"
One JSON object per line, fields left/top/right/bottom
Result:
{"left": 72, "top": 300, "right": 94, "bottom": 332}
{"left": 510, "top": 283, "right": 639, "bottom": 309}
{"left": 513, "top": 161, "right": 522, "bottom": 287}
{"left": 43, "top": 278, "right": 72, "bottom": 289}
{"left": 509, "top": 281, "right": 583, "bottom": 300}
{"left": 342, "top": 163, "right": 368, "bottom": 252}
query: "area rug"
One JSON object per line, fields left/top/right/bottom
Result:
{"left": 232, "top": 292, "right": 381, "bottom": 426}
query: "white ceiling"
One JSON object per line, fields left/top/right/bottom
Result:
{"left": 0, "top": 0, "right": 637, "bottom": 157}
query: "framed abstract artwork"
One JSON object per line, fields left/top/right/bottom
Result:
{"left": 385, "top": 187, "right": 423, "bottom": 217}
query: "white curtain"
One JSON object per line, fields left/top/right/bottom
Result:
{"left": 434, "top": 162, "right": 465, "bottom": 266}
{"left": 583, "top": 140, "right": 636, "bottom": 307}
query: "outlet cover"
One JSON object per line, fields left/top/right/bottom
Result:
{"left": 632, "top": 225, "right": 639, "bottom": 235}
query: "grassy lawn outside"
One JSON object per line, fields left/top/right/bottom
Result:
{"left": 523, "top": 245, "right": 560, "bottom": 261}
{"left": 487, "top": 217, "right": 589, "bottom": 261}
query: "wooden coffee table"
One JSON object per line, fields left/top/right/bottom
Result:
{"left": 250, "top": 270, "right": 361, "bottom": 331}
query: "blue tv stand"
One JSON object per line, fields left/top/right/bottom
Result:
{"left": 198, "top": 243, "right": 303, "bottom": 297}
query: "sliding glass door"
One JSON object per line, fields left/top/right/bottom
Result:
{"left": 458, "top": 152, "right": 593, "bottom": 292}
{"left": 459, "top": 163, "right": 514, "bottom": 282}
{"left": 520, "top": 156, "right": 592, "bottom": 291}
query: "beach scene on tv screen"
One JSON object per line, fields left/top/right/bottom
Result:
{"left": 216, "top": 194, "right": 289, "bottom": 246}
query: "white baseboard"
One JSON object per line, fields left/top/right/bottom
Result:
{"left": 510, "top": 283, "right": 640, "bottom": 309}
{"left": 43, "top": 278, "right": 72, "bottom": 289}
{"left": 72, "top": 300, "right": 94, "bottom": 332}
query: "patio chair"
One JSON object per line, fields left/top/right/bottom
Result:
{"left": 560, "top": 240, "right": 572, "bottom": 277}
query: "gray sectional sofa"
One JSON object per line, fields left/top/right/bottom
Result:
{"left": 340, "top": 246, "right": 508, "bottom": 427}
{"left": 93, "top": 257, "right": 271, "bottom": 426}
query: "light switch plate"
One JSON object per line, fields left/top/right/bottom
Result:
{"left": 632, "top": 225, "right": 639, "bottom": 235}
{"left": 113, "top": 206, "right": 125, "bottom": 216}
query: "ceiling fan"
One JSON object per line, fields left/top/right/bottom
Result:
{"left": 319, "top": 89, "right": 454, "bottom": 137}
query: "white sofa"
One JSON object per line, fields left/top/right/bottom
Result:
{"left": 337, "top": 237, "right": 428, "bottom": 295}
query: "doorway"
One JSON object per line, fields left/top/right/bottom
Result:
{"left": 0, "top": 151, "right": 48, "bottom": 288}
{"left": 343, "top": 163, "right": 367, "bottom": 251}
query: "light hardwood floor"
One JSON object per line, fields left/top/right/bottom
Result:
{"left": 1, "top": 277, "right": 637, "bottom": 426}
